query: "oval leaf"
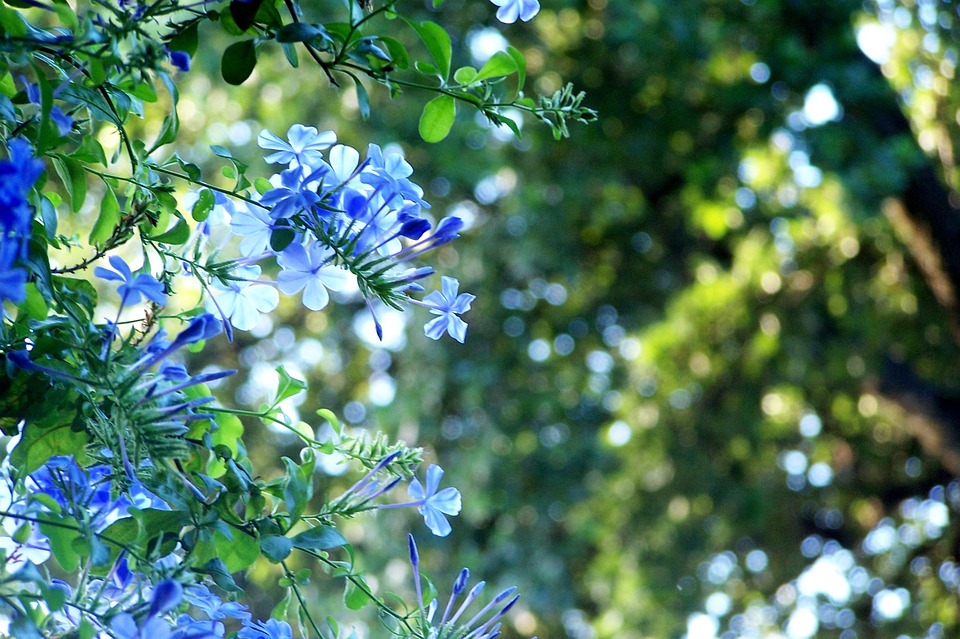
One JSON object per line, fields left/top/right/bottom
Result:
{"left": 291, "top": 525, "right": 347, "bottom": 551}
{"left": 473, "top": 50, "right": 518, "bottom": 83}
{"left": 221, "top": 40, "right": 258, "bottom": 86}
{"left": 418, "top": 95, "right": 456, "bottom": 143}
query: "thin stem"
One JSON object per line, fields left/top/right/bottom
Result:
{"left": 282, "top": 561, "right": 325, "bottom": 638}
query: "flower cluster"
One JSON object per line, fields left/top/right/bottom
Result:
{"left": 0, "top": 138, "right": 44, "bottom": 304}
{"left": 408, "top": 535, "right": 526, "bottom": 639}
{"left": 187, "top": 125, "right": 474, "bottom": 342}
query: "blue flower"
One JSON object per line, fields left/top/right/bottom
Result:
{"left": 421, "top": 277, "right": 476, "bottom": 344}
{"left": 408, "top": 464, "right": 462, "bottom": 537}
{"left": 170, "top": 614, "right": 225, "bottom": 639}
{"left": 169, "top": 313, "right": 223, "bottom": 350}
{"left": 276, "top": 241, "right": 350, "bottom": 311}
{"left": 257, "top": 124, "right": 336, "bottom": 168}
{"left": 407, "top": 535, "right": 522, "bottom": 639}
{"left": 95, "top": 256, "right": 167, "bottom": 307}
{"left": 183, "top": 584, "right": 251, "bottom": 622}
{"left": 203, "top": 266, "right": 279, "bottom": 332}
{"left": 168, "top": 49, "right": 191, "bottom": 72}
{"left": 489, "top": 0, "right": 539, "bottom": 23}
{"left": 237, "top": 618, "right": 292, "bottom": 639}
{"left": 259, "top": 166, "right": 325, "bottom": 219}
{"left": 150, "top": 580, "right": 184, "bottom": 617}
{"left": 0, "top": 138, "right": 44, "bottom": 233}
{"left": 0, "top": 240, "right": 28, "bottom": 304}
{"left": 110, "top": 612, "right": 176, "bottom": 639}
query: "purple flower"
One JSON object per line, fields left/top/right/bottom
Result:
{"left": 95, "top": 256, "right": 167, "bottom": 307}
{"left": 421, "top": 277, "right": 476, "bottom": 344}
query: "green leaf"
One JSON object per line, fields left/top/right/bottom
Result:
{"left": 507, "top": 45, "right": 526, "bottom": 92}
{"left": 291, "top": 525, "right": 347, "bottom": 551}
{"left": 276, "top": 22, "right": 328, "bottom": 43}
{"left": 354, "top": 77, "right": 370, "bottom": 120}
{"left": 18, "top": 283, "right": 47, "bottom": 321}
{"left": 197, "top": 558, "right": 243, "bottom": 592}
{"left": 167, "top": 23, "right": 199, "bottom": 56}
{"left": 281, "top": 41, "right": 299, "bottom": 67}
{"left": 275, "top": 365, "right": 307, "bottom": 404}
{"left": 89, "top": 185, "right": 120, "bottom": 246}
{"left": 0, "top": 6, "right": 28, "bottom": 37}
{"left": 230, "top": 0, "right": 263, "bottom": 31}
{"left": 52, "top": 0, "right": 78, "bottom": 29}
{"left": 211, "top": 411, "right": 243, "bottom": 457}
{"left": 148, "top": 217, "right": 191, "bottom": 244}
{"left": 78, "top": 619, "right": 96, "bottom": 639}
{"left": 270, "top": 227, "right": 296, "bottom": 252}
{"left": 282, "top": 457, "right": 311, "bottom": 523}
{"left": 215, "top": 529, "right": 260, "bottom": 573}
{"left": 414, "top": 61, "right": 437, "bottom": 76}
{"left": 222, "top": 40, "right": 258, "bottom": 86}
{"left": 343, "top": 577, "right": 370, "bottom": 610}
{"left": 316, "top": 408, "right": 340, "bottom": 435}
{"left": 70, "top": 136, "right": 107, "bottom": 166}
{"left": 408, "top": 20, "right": 451, "bottom": 80}
{"left": 419, "top": 95, "right": 456, "bottom": 143}
{"left": 192, "top": 188, "right": 216, "bottom": 222}
{"left": 39, "top": 517, "right": 82, "bottom": 572}
{"left": 379, "top": 36, "right": 409, "bottom": 70}
{"left": 473, "top": 50, "right": 518, "bottom": 83}
{"left": 260, "top": 535, "right": 293, "bottom": 562}
{"left": 51, "top": 156, "right": 87, "bottom": 211}
{"left": 255, "top": 177, "right": 273, "bottom": 194}
{"left": 11, "top": 421, "right": 89, "bottom": 475}
{"left": 453, "top": 66, "right": 478, "bottom": 85}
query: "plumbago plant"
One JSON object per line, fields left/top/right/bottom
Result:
{"left": 0, "top": 0, "right": 595, "bottom": 634}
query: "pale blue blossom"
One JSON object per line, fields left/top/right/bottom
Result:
{"left": 238, "top": 618, "right": 292, "bottom": 639}
{"left": 276, "top": 241, "right": 350, "bottom": 311}
{"left": 421, "top": 276, "right": 475, "bottom": 343}
{"left": 257, "top": 124, "right": 336, "bottom": 168}
{"left": 204, "top": 266, "right": 279, "bottom": 331}
{"left": 408, "top": 464, "right": 462, "bottom": 537}
{"left": 230, "top": 202, "right": 278, "bottom": 257}
{"left": 489, "top": 0, "right": 539, "bottom": 23}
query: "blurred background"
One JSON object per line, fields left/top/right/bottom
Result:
{"left": 176, "top": 0, "right": 960, "bottom": 637}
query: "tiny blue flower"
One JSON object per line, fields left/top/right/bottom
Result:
{"left": 408, "top": 464, "right": 462, "bottom": 537}
{"left": 237, "top": 618, "right": 293, "bottom": 639}
{"left": 95, "top": 256, "right": 167, "bottom": 307}
{"left": 276, "top": 241, "right": 349, "bottom": 311}
{"left": 489, "top": 0, "right": 539, "bottom": 23}
{"left": 257, "top": 125, "right": 336, "bottom": 168}
{"left": 421, "top": 277, "right": 476, "bottom": 344}
{"left": 168, "top": 49, "right": 191, "bottom": 72}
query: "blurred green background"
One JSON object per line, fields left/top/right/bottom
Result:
{"left": 178, "top": 0, "right": 960, "bottom": 637}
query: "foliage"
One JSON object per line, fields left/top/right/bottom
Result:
{"left": 0, "top": 0, "right": 594, "bottom": 635}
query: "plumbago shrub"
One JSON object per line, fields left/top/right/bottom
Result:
{"left": 0, "top": 0, "right": 595, "bottom": 635}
